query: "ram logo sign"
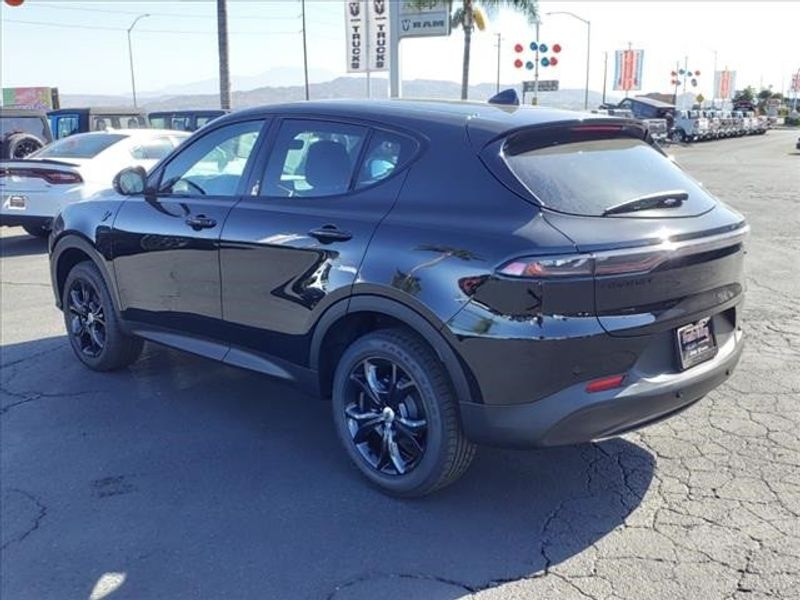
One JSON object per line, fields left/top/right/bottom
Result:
{"left": 345, "top": 0, "right": 390, "bottom": 73}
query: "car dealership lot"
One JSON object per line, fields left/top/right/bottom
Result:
{"left": 2, "top": 129, "right": 799, "bottom": 599}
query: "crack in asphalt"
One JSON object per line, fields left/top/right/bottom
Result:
{"left": 1, "top": 489, "right": 47, "bottom": 551}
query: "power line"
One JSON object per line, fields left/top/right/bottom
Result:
{"left": 3, "top": 18, "right": 301, "bottom": 35}
{"left": 30, "top": 3, "right": 302, "bottom": 21}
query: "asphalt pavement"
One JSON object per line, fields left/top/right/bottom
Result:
{"left": 2, "top": 129, "right": 799, "bottom": 599}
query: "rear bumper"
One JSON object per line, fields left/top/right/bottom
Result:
{"left": 0, "top": 214, "right": 52, "bottom": 229}
{"left": 460, "top": 327, "right": 743, "bottom": 448}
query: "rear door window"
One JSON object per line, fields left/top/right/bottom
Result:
{"left": 260, "top": 119, "right": 366, "bottom": 198}
{"left": 502, "top": 134, "right": 717, "bottom": 217}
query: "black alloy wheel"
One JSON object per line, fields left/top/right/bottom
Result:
{"left": 62, "top": 261, "right": 143, "bottom": 371}
{"left": 344, "top": 357, "right": 428, "bottom": 476}
{"left": 332, "top": 329, "right": 476, "bottom": 497}
{"left": 67, "top": 277, "right": 106, "bottom": 358}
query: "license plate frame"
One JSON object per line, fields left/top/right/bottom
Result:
{"left": 7, "top": 195, "right": 27, "bottom": 209}
{"left": 676, "top": 317, "right": 717, "bottom": 370}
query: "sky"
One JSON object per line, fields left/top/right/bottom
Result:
{"left": 2, "top": 0, "right": 799, "bottom": 101}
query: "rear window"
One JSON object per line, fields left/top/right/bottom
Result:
{"left": 1, "top": 116, "right": 49, "bottom": 140}
{"left": 34, "top": 133, "right": 127, "bottom": 158}
{"left": 503, "top": 136, "right": 717, "bottom": 217}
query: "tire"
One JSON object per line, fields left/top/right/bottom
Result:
{"left": 62, "top": 261, "right": 143, "bottom": 371}
{"left": 6, "top": 133, "right": 45, "bottom": 159}
{"left": 22, "top": 223, "right": 49, "bottom": 238}
{"left": 332, "top": 328, "right": 476, "bottom": 497}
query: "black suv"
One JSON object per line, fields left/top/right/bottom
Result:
{"left": 0, "top": 108, "right": 53, "bottom": 159}
{"left": 49, "top": 100, "right": 747, "bottom": 497}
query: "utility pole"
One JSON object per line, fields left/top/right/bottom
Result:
{"left": 389, "top": 0, "right": 401, "bottom": 97}
{"left": 602, "top": 51, "right": 608, "bottom": 105}
{"left": 495, "top": 33, "right": 502, "bottom": 93}
{"left": 301, "top": 0, "right": 310, "bottom": 100}
{"left": 127, "top": 14, "right": 149, "bottom": 108}
{"left": 217, "top": 0, "right": 231, "bottom": 110}
{"left": 533, "top": 19, "right": 540, "bottom": 105}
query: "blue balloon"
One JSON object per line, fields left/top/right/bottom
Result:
{"left": 539, "top": 43, "right": 548, "bottom": 53}
{"left": 541, "top": 57, "right": 550, "bottom": 67}
{"left": 529, "top": 42, "right": 538, "bottom": 51}
{"left": 525, "top": 61, "right": 534, "bottom": 70}
{"left": 679, "top": 68, "right": 686, "bottom": 75}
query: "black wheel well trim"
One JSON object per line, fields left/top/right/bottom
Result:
{"left": 51, "top": 234, "right": 121, "bottom": 312}
{"left": 310, "top": 294, "right": 482, "bottom": 406}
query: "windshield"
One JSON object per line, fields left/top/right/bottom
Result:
{"left": 503, "top": 137, "right": 717, "bottom": 217}
{"left": 33, "top": 133, "right": 127, "bottom": 158}
{"left": 1, "top": 116, "right": 49, "bottom": 140}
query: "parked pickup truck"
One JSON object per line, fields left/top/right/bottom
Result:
{"left": 595, "top": 106, "right": 669, "bottom": 144}
{"left": 672, "top": 110, "right": 711, "bottom": 143}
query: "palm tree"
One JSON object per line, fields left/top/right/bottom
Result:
{"left": 426, "top": 0, "right": 539, "bottom": 100}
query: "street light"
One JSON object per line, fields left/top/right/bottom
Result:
{"left": 546, "top": 11, "right": 591, "bottom": 110}
{"left": 127, "top": 13, "right": 150, "bottom": 108}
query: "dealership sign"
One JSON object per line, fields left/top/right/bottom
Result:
{"left": 399, "top": 0, "right": 450, "bottom": 38}
{"left": 613, "top": 49, "right": 645, "bottom": 91}
{"left": 523, "top": 80, "right": 559, "bottom": 92}
{"left": 345, "top": 1, "right": 390, "bottom": 73}
{"left": 2, "top": 87, "right": 59, "bottom": 110}
{"left": 714, "top": 70, "right": 736, "bottom": 100}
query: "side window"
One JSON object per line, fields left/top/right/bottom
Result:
{"left": 130, "top": 137, "right": 176, "bottom": 160}
{"left": 150, "top": 117, "right": 167, "bottom": 129}
{"left": 355, "top": 130, "right": 417, "bottom": 189}
{"left": 55, "top": 115, "right": 80, "bottom": 139}
{"left": 159, "top": 120, "right": 264, "bottom": 197}
{"left": 261, "top": 120, "right": 366, "bottom": 198}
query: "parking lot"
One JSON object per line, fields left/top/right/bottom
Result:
{"left": 1, "top": 129, "right": 798, "bottom": 599}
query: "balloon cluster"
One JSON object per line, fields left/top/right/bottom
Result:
{"left": 513, "top": 41, "right": 562, "bottom": 71}
{"left": 672, "top": 68, "right": 701, "bottom": 88}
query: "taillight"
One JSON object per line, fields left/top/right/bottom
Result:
{"left": 498, "top": 249, "right": 669, "bottom": 278}
{"left": 498, "top": 254, "right": 593, "bottom": 278}
{"left": 586, "top": 374, "right": 625, "bottom": 393}
{"left": 0, "top": 167, "right": 82, "bottom": 185}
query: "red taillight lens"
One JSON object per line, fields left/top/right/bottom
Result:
{"left": 498, "top": 254, "right": 593, "bottom": 278}
{"left": 585, "top": 374, "right": 625, "bottom": 393}
{"left": 0, "top": 168, "right": 82, "bottom": 185}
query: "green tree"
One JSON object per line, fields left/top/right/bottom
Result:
{"left": 411, "top": 0, "right": 539, "bottom": 100}
{"left": 732, "top": 86, "right": 755, "bottom": 105}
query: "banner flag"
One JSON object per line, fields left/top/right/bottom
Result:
{"left": 613, "top": 49, "right": 644, "bottom": 91}
{"left": 714, "top": 70, "right": 736, "bottom": 99}
{"left": 345, "top": 1, "right": 389, "bottom": 73}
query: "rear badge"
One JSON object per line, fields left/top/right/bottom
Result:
{"left": 676, "top": 317, "right": 717, "bottom": 370}
{"left": 7, "top": 195, "right": 27, "bottom": 209}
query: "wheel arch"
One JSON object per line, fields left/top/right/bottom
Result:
{"left": 311, "top": 295, "right": 480, "bottom": 406}
{"left": 51, "top": 234, "right": 121, "bottom": 312}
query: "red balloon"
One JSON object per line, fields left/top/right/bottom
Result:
{"left": 514, "top": 58, "right": 524, "bottom": 69}
{"left": 671, "top": 71, "right": 677, "bottom": 77}
{"left": 671, "top": 79, "right": 678, "bottom": 85}
{"left": 549, "top": 57, "right": 558, "bottom": 66}
{"left": 695, "top": 70, "right": 701, "bottom": 76}
{"left": 552, "top": 44, "right": 562, "bottom": 53}
{"left": 4, "top": 0, "right": 25, "bottom": 5}
{"left": 514, "top": 43, "right": 524, "bottom": 53}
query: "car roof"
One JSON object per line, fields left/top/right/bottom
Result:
{"left": 229, "top": 98, "right": 608, "bottom": 146}
{"left": 52, "top": 129, "right": 189, "bottom": 140}
{"left": 0, "top": 108, "right": 49, "bottom": 117}
{"left": 630, "top": 96, "right": 676, "bottom": 109}
{"left": 48, "top": 107, "right": 147, "bottom": 116}
{"left": 149, "top": 109, "right": 228, "bottom": 116}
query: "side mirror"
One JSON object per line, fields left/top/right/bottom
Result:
{"left": 113, "top": 166, "right": 147, "bottom": 196}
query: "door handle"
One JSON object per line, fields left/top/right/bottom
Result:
{"left": 308, "top": 225, "right": 353, "bottom": 243}
{"left": 185, "top": 214, "right": 217, "bottom": 231}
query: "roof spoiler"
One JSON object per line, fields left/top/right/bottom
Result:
{"left": 488, "top": 89, "right": 520, "bottom": 107}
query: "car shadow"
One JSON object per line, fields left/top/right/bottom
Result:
{"left": 0, "top": 232, "right": 48, "bottom": 258}
{"left": 2, "top": 337, "right": 655, "bottom": 599}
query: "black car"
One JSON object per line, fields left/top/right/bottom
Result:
{"left": 48, "top": 100, "right": 747, "bottom": 497}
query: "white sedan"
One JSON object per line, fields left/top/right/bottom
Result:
{"left": 0, "top": 129, "right": 189, "bottom": 237}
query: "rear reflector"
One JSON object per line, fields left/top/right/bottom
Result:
{"left": 585, "top": 374, "right": 625, "bottom": 393}
{"left": 0, "top": 167, "right": 83, "bottom": 184}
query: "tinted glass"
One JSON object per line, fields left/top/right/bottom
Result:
{"left": 1, "top": 116, "right": 49, "bottom": 140}
{"left": 504, "top": 137, "right": 716, "bottom": 217}
{"left": 55, "top": 115, "right": 80, "bottom": 139}
{"left": 35, "top": 133, "right": 127, "bottom": 158}
{"left": 355, "top": 130, "right": 416, "bottom": 189}
{"left": 159, "top": 120, "right": 263, "bottom": 197}
{"left": 149, "top": 117, "right": 167, "bottom": 129}
{"left": 130, "top": 137, "right": 177, "bottom": 160}
{"left": 261, "top": 120, "right": 366, "bottom": 198}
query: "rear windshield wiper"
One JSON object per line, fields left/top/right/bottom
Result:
{"left": 603, "top": 190, "right": 689, "bottom": 216}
